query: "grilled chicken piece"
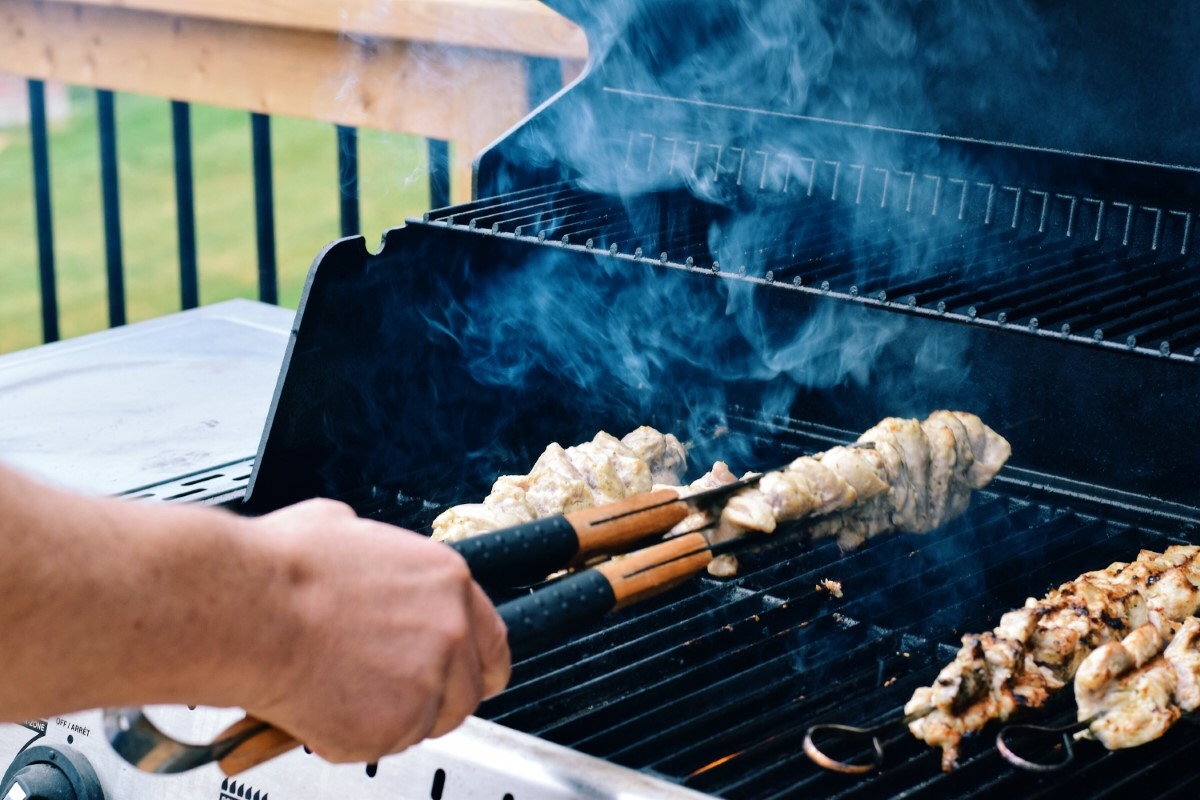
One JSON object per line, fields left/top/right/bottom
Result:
{"left": 1168, "top": 617, "right": 1200, "bottom": 712}
{"left": 860, "top": 417, "right": 929, "bottom": 531}
{"left": 1072, "top": 616, "right": 1200, "bottom": 751}
{"left": 676, "top": 411, "right": 1008, "bottom": 573}
{"left": 907, "top": 608, "right": 1056, "bottom": 771}
{"left": 947, "top": 410, "right": 1013, "bottom": 489}
{"left": 522, "top": 443, "right": 596, "bottom": 517}
{"left": 620, "top": 425, "right": 689, "bottom": 485}
{"left": 424, "top": 502, "right": 529, "bottom": 545}
{"left": 907, "top": 545, "right": 1200, "bottom": 769}
{"left": 431, "top": 427, "right": 687, "bottom": 543}
{"left": 1074, "top": 615, "right": 1178, "bottom": 750}
{"left": 1081, "top": 657, "right": 1179, "bottom": 751}
{"left": 720, "top": 450, "right": 864, "bottom": 536}
{"left": 800, "top": 412, "right": 1010, "bottom": 551}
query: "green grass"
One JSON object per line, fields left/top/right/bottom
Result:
{"left": 0, "top": 87, "right": 438, "bottom": 354}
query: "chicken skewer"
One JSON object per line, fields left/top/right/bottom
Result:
{"left": 1072, "top": 612, "right": 1190, "bottom": 750}
{"left": 903, "top": 545, "right": 1200, "bottom": 770}
{"left": 699, "top": 411, "right": 1010, "bottom": 575}
{"left": 435, "top": 411, "right": 1011, "bottom": 579}
{"left": 997, "top": 614, "right": 1200, "bottom": 770}
{"left": 431, "top": 427, "right": 690, "bottom": 543}
{"left": 807, "top": 548, "right": 1200, "bottom": 774}
{"left": 446, "top": 469, "right": 770, "bottom": 589}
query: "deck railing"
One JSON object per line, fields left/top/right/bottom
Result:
{"left": 0, "top": 0, "right": 586, "bottom": 345}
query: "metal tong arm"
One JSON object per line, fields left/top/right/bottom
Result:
{"left": 105, "top": 531, "right": 719, "bottom": 776}
{"left": 448, "top": 474, "right": 763, "bottom": 589}
{"left": 102, "top": 708, "right": 295, "bottom": 777}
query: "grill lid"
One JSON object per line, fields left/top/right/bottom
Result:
{"left": 245, "top": 0, "right": 1200, "bottom": 512}
{"left": 483, "top": 0, "right": 1200, "bottom": 198}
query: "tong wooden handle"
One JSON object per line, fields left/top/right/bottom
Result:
{"left": 449, "top": 488, "right": 689, "bottom": 587}
{"left": 498, "top": 531, "right": 713, "bottom": 657}
{"left": 595, "top": 531, "right": 714, "bottom": 608}
{"left": 569, "top": 489, "right": 695, "bottom": 553}
{"left": 214, "top": 716, "right": 299, "bottom": 776}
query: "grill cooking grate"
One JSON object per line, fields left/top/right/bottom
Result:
{"left": 479, "top": 494, "right": 1199, "bottom": 798}
{"left": 425, "top": 184, "right": 1200, "bottom": 359}
{"left": 355, "top": 420, "right": 1200, "bottom": 798}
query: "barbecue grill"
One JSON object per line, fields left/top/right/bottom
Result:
{"left": 5, "top": 1, "right": 1200, "bottom": 798}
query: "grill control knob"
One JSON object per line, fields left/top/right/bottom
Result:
{"left": 0, "top": 746, "right": 103, "bottom": 800}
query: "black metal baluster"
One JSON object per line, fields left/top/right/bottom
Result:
{"left": 27, "top": 79, "right": 59, "bottom": 343}
{"left": 250, "top": 113, "right": 278, "bottom": 304}
{"left": 336, "top": 125, "right": 360, "bottom": 238}
{"left": 96, "top": 89, "right": 126, "bottom": 327}
{"left": 172, "top": 100, "right": 199, "bottom": 310}
{"left": 428, "top": 139, "right": 450, "bottom": 209}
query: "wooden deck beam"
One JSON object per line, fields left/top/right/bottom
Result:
{"left": 0, "top": 0, "right": 587, "bottom": 200}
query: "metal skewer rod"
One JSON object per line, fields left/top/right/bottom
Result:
{"left": 995, "top": 715, "right": 1097, "bottom": 772}
{"left": 803, "top": 709, "right": 931, "bottom": 774}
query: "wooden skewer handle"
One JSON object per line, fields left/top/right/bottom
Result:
{"left": 214, "top": 715, "right": 300, "bottom": 776}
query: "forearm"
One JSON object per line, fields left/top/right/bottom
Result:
{"left": 0, "top": 463, "right": 284, "bottom": 718}
{"left": 0, "top": 462, "right": 510, "bottom": 763}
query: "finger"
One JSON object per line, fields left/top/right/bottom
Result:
{"left": 263, "top": 497, "right": 357, "bottom": 526}
{"left": 469, "top": 581, "right": 512, "bottom": 699}
{"left": 427, "top": 623, "right": 486, "bottom": 739}
{"left": 385, "top": 691, "right": 443, "bottom": 756}
{"left": 298, "top": 497, "right": 358, "bottom": 519}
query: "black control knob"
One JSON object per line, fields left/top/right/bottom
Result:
{"left": 1, "top": 746, "right": 103, "bottom": 800}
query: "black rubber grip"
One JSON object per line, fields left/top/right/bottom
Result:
{"left": 449, "top": 515, "right": 581, "bottom": 588}
{"left": 498, "top": 569, "right": 617, "bottom": 660}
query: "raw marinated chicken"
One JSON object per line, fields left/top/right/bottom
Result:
{"left": 709, "top": 411, "right": 1010, "bottom": 561}
{"left": 431, "top": 427, "right": 687, "bottom": 543}
{"left": 1073, "top": 615, "right": 1200, "bottom": 750}
{"left": 433, "top": 412, "right": 1011, "bottom": 582}
{"left": 905, "top": 545, "right": 1200, "bottom": 770}
{"left": 666, "top": 461, "right": 743, "bottom": 577}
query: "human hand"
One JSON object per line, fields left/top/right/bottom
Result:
{"left": 234, "top": 499, "right": 510, "bottom": 763}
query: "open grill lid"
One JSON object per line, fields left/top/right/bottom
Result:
{"left": 231, "top": 5, "right": 1200, "bottom": 795}
{"left": 244, "top": 1, "right": 1200, "bottom": 513}
{"left": 480, "top": 0, "right": 1200, "bottom": 195}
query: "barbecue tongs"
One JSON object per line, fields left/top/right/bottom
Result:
{"left": 445, "top": 472, "right": 768, "bottom": 588}
{"left": 104, "top": 472, "right": 773, "bottom": 776}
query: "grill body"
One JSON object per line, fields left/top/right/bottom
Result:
{"left": 240, "top": 2, "right": 1200, "bottom": 796}
{"left": 8, "top": 2, "right": 1199, "bottom": 797}
{"left": 251, "top": 0, "right": 1200, "bottom": 513}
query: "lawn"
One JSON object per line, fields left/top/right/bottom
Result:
{"left": 0, "top": 86, "right": 439, "bottom": 354}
